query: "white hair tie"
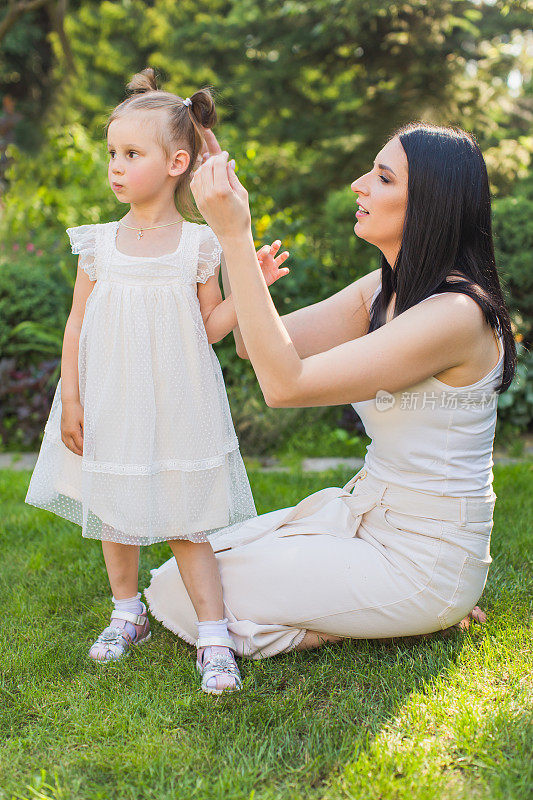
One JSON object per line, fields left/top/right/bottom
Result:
{"left": 183, "top": 97, "right": 192, "bottom": 107}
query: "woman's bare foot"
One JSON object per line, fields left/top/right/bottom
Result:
{"left": 454, "top": 605, "right": 487, "bottom": 631}
{"left": 295, "top": 630, "right": 343, "bottom": 651}
{"left": 440, "top": 606, "right": 487, "bottom": 637}
{"left": 295, "top": 607, "right": 487, "bottom": 650}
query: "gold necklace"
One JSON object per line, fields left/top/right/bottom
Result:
{"left": 119, "top": 219, "right": 182, "bottom": 240}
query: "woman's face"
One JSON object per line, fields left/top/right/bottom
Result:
{"left": 350, "top": 136, "right": 408, "bottom": 265}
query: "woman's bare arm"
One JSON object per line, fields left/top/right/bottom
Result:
{"left": 233, "top": 267, "right": 382, "bottom": 359}
{"left": 219, "top": 253, "right": 245, "bottom": 353}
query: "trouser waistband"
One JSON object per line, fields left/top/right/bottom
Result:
{"left": 345, "top": 468, "right": 496, "bottom": 526}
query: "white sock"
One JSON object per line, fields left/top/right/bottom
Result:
{"left": 112, "top": 592, "right": 143, "bottom": 616}
{"left": 196, "top": 618, "right": 230, "bottom": 647}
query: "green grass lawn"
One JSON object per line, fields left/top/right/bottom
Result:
{"left": 0, "top": 464, "right": 531, "bottom": 800}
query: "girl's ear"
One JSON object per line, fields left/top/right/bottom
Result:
{"left": 169, "top": 149, "right": 190, "bottom": 177}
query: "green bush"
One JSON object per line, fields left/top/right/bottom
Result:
{"left": 493, "top": 190, "right": 533, "bottom": 347}
{"left": 0, "top": 124, "right": 114, "bottom": 243}
{"left": 0, "top": 254, "right": 70, "bottom": 365}
{"left": 497, "top": 342, "right": 533, "bottom": 433}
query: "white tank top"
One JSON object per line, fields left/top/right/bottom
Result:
{"left": 352, "top": 286, "right": 505, "bottom": 497}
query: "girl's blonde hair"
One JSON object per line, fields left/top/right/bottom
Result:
{"left": 104, "top": 67, "right": 217, "bottom": 222}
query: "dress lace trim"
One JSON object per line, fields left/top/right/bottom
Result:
{"left": 197, "top": 226, "right": 223, "bottom": 284}
{"left": 66, "top": 224, "right": 98, "bottom": 281}
{"left": 43, "top": 428, "right": 240, "bottom": 474}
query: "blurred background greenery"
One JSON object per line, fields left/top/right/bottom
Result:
{"left": 0, "top": 0, "right": 531, "bottom": 455}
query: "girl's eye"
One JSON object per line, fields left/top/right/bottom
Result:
{"left": 107, "top": 150, "right": 138, "bottom": 158}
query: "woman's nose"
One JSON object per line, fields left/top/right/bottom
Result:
{"left": 351, "top": 175, "right": 368, "bottom": 194}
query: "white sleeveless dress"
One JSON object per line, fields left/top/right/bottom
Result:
{"left": 25, "top": 219, "right": 257, "bottom": 545}
{"left": 145, "top": 286, "right": 504, "bottom": 657}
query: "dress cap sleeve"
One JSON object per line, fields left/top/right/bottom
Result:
{"left": 196, "top": 225, "right": 223, "bottom": 284}
{"left": 66, "top": 224, "right": 98, "bottom": 281}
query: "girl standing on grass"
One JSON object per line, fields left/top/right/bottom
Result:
{"left": 24, "top": 68, "right": 289, "bottom": 694}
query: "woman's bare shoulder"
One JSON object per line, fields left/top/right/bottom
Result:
{"left": 357, "top": 268, "right": 382, "bottom": 315}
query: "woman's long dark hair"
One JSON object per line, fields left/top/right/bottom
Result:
{"left": 367, "top": 123, "right": 516, "bottom": 393}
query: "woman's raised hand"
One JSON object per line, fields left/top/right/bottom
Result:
{"left": 197, "top": 131, "right": 289, "bottom": 285}
{"left": 198, "top": 129, "right": 223, "bottom": 163}
{"left": 190, "top": 150, "right": 251, "bottom": 242}
{"left": 256, "top": 240, "right": 290, "bottom": 286}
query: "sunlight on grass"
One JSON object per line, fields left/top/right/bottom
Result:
{"left": 0, "top": 464, "right": 531, "bottom": 800}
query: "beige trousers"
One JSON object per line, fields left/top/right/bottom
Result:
{"left": 145, "top": 467, "right": 496, "bottom": 659}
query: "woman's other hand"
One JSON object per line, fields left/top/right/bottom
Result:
{"left": 257, "top": 240, "right": 290, "bottom": 287}
{"left": 61, "top": 399, "right": 84, "bottom": 456}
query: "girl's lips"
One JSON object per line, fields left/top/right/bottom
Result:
{"left": 112, "top": 183, "right": 124, "bottom": 190}
{"left": 356, "top": 209, "right": 369, "bottom": 218}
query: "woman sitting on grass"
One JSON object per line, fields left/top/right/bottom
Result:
{"left": 146, "top": 123, "right": 516, "bottom": 659}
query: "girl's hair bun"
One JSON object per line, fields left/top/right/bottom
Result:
{"left": 188, "top": 88, "right": 217, "bottom": 130}
{"left": 126, "top": 67, "right": 159, "bottom": 95}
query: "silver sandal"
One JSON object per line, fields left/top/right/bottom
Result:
{"left": 89, "top": 603, "right": 151, "bottom": 662}
{"left": 196, "top": 634, "right": 242, "bottom": 695}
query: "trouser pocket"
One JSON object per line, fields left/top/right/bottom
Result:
{"left": 437, "top": 553, "right": 492, "bottom": 629}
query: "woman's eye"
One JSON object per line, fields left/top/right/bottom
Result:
{"left": 379, "top": 175, "right": 390, "bottom": 184}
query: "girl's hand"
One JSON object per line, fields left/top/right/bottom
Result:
{"left": 190, "top": 151, "right": 251, "bottom": 242}
{"left": 61, "top": 399, "right": 84, "bottom": 456}
{"left": 257, "top": 240, "right": 290, "bottom": 287}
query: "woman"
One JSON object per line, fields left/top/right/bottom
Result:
{"left": 145, "top": 123, "right": 516, "bottom": 659}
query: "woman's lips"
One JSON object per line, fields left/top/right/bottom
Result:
{"left": 356, "top": 208, "right": 369, "bottom": 218}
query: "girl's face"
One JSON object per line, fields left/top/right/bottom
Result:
{"left": 350, "top": 136, "right": 408, "bottom": 265}
{"left": 107, "top": 113, "right": 189, "bottom": 203}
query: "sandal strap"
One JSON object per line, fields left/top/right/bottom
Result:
{"left": 201, "top": 667, "right": 242, "bottom": 690}
{"left": 110, "top": 604, "right": 147, "bottom": 626}
{"left": 196, "top": 635, "right": 236, "bottom": 650}
{"left": 197, "top": 651, "right": 243, "bottom": 690}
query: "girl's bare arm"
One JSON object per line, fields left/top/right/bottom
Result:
{"left": 61, "top": 263, "right": 96, "bottom": 401}
{"left": 60, "top": 264, "right": 95, "bottom": 455}
{"left": 198, "top": 243, "right": 290, "bottom": 345}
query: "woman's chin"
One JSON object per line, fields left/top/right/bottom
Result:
{"left": 353, "top": 222, "right": 369, "bottom": 241}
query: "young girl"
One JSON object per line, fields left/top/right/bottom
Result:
{"left": 25, "top": 68, "right": 289, "bottom": 694}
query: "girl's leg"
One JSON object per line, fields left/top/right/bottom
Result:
{"left": 167, "top": 539, "right": 241, "bottom": 693}
{"left": 101, "top": 541, "right": 140, "bottom": 599}
{"left": 166, "top": 539, "right": 223, "bottom": 620}
{"left": 90, "top": 541, "right": 149, "bottom": 662}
